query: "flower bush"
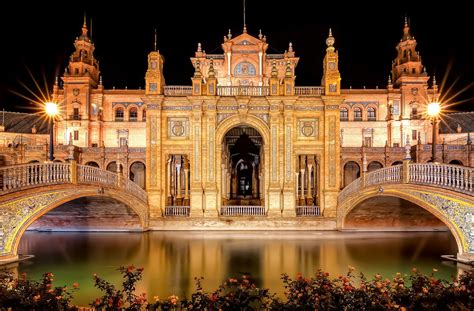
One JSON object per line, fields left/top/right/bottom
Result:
{"left": 0, "top": 266, "right": 473, "bottom": 310}
{"left": 0, "top": 270, "right": 78, "bottom": 310}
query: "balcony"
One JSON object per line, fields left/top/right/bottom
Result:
{"left": 294, "top": 86, "right": 324, "bottom": 96}
{"left": 296, "top": 206, "right": 321, "bottom": 216}
{"left": 69, "top": 114, "right": 81, "bottom": 121}
{"left": 164, "top": 85, "right": 192, "bottom": 96}
{"left": 217, "top": 86, "right": 269, "bottom": 96}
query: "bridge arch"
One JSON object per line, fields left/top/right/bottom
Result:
{"left": 338, "top": 163, "right": 474, "bottom": 258}
{"left": 0, "top": 162, "right": 149, "bottom": 262}
{"left": 0, "top": 184, "right": 148, "bottom": 262}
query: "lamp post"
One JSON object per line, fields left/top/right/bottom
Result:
{"left": 427, "top": 101, "right": 441, "bottom": 163}
{"left": 45, "top": 102, "right": 59, "bottom": 162}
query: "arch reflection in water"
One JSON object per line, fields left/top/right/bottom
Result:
{"left": 18, "top": 231, "right": 458, "bottom": 306}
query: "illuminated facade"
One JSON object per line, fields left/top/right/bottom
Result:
{"left": 0, "top": 18, "right": 472, "bottom": 219}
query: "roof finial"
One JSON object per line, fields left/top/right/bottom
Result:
{"left": 154, "top": 28, "right": 157, "bottom": 51}
{"left": 404, "top": 15, "right": 408, "bottom": 27}
{"left": 402, "top": 16, "right": 412, "bottom": 40}
{"left": 243, "top": 0, "right": 246, "bottom": 33}
{"left": 388, "top": 75, "right": 392, "bottom": 85}
{"left": 271, "top": 60, "right": 278, "bottom": 77}
{"left": 197, "top": 42, "right": 202, "bottom": 52}
{"left": 285, "top": 60, "right": 292, "bottom": 77}
{"left": 288, "top": 42, "right": 293, "bottom": 52}
{"left": 433, "top": 74, "right": 437, "bottom": 85}
{"left": 258, "top": 29, "right": 263, "bottom": 40}
{"left": 326, "top": 28, "right": 335, "bottom": 50}
{"left": 194, "top": 60, "right": 202, "bottom": 77}
{"left": 55, "top": 76, "right": 59, "bottom": 86}
{"left": 83, "top": 12, "right": 87, "bottom": 28}
{"left": 208, "top": 58, "right": 215, "bottom": 78}
{"left": 227, "top": 29, "right": 232, "bottom": 40}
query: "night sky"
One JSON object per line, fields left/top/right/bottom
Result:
{"left": 0, "top": 1, "right": 472, "bottom": 112}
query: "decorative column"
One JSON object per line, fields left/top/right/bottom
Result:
{"left": 167, "top": 155, "right": 172, "bottom": 205}
{"left": 307, "top": 163, "right": 313, "bottom": 205}
{"left": 252, "top": 163, "right": 258, "bottom": 199}
{"left": 300, "top": 168, "right": 305, "bottom": 205}
{"left": 176, "top": 156, "right": 182, "bottom": 202}
{"left": 184, "top": 156, "right": 190, "bottom": 205}
{"left": 295, "top": 171, "right": 299, "bottom": 204}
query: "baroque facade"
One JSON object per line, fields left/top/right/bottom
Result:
{"left": 0, "top": 19, "right": 473, "bottom": 219}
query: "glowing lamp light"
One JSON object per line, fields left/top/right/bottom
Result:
{"left": 427, "top": 102, "right": 441, "bottom": 117}
{"left": 45, "top": 102, "right": 59, "bottom": 116}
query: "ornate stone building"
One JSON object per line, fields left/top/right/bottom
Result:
{"left": 0, "top": 18, "right": 472, "bottom": 219}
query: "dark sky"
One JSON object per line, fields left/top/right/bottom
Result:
{"left": 0, "top": 1, "right": 472, "bottom": 112}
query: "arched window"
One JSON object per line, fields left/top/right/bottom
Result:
{"left": 115, "top": 108, "right": 124, "bottom": 121}
{"left": 142, "top": 109, "right": 146, "bottom": 122}
{"left": 129, "top": 107, "right": 138, "bottom": 121}
{"left": 353, "top": 107, "right": 362, "bottom": 121}
{"left": 367, "top": 107, "right": 376, "bottom": 121}
{"left": 340, "top": 107, "right": 348, "bottom": 121}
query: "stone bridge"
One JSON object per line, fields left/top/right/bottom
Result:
{"left": 0, "top": 162, "right": 148, "bottom": 262}
{"left": 337, "top": 161, "right": 474, "bottom": 262}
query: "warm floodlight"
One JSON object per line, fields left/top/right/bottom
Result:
{"left": 427, "top": 102, "right": 441, "bottom": 118}
{"left": 45, "top": 102, "right": 59, "bottom": 116}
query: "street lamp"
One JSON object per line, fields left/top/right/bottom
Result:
{"left": 45, "top": 101, "right": 59, "bottom": 162}
{"left": 427, "top": 101, "right": 441, "bottom": 163}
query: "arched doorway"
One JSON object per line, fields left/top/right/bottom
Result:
{"left": 85, "top": 161, "right": 99, "bottom": 168}
{"left": 449, "top": 160, "right": 463, "bottom": 166}
{"left": 222, "top": 126, "right": 263, "bottom": 206}
{"left": 392, "top": 161, "right": 403, "bottom": 166}
{"left": 106, "top": 161, "right": 122, "bottom": 173}
{"left": 367, "top": 161, "right": 383, "bottom": 172}
{"left": 130, "top": 161, "right": 146, "bottom": 189}
{"left": 343, "top": 161, "right": 360, "bottom": 187}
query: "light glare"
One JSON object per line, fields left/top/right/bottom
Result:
{"left": 427, "top": 102, "right": 441, "bottom": 117}
{"left": 45, "top": 102, "right": 58, "bottom": 116}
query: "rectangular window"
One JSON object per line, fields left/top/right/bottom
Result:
{"left": 393, "top": 143, "right": 400, "bottom": 147}
{"left": 91, "top": 143, "right": 98, "bottom": 147}
{"left": 412, "top": 130, "right": 418, "bottom": 140}
{"left": 73, "top": 130, "right": 79, "bottom": 141}
{"left": 119, "top": 137, "right": 128, "bottom": 147}
{"left": 364, "top": 137, "right": 372, "bottom": 147}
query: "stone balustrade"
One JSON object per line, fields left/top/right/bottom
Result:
{"left": 296, "top": 206, "right": 321, "bottom": 216}
{"left": 217, "top": 86, "right": 269, "bottom": 96}
{"left": 220, "top": 205, "right": 266, "bottom": 216}
{"left": 294, "top": 86, "right": 324, "bottom": 96}
{"left": 0, "top": 162, "right": 148, "bottom": 203}
{"left": 338, "top": 162, "right": 474, "bottom": 204}
{"left": 164, "top": 206, "right": 190, "bottom": 217}
{"left": 163, "top": 86, "right": 192, "bottom": 96}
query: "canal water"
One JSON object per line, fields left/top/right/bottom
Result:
{"left": 17, "top": 231, "right": 459, "bottom": 306}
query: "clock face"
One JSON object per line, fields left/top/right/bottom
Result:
{"left": 329, "top": 62, "right": 336, "bottom": 70}
{"left": 411, "top": 87, "right": 418, "bottom": 95}
{"left": 151, "top": 61, "right": 157, "bottom": 69}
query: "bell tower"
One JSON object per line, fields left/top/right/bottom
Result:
{"left": 145, "top": 30, "right": 165, "bottom": 95}
{"left": 61, "top": 16, "right": 100, "bottom": 147}
{"left": 322, "top": 29, "right": 341, "bottom": 95}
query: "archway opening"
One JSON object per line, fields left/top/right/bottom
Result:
{"left": 343, "top": 161, "right": 360, "bottom": 187}
{"left": 367, "top": 161, "right": 383, "bottom": 172}
{"left": 107, "top": 161, "right": 122, "bottom": 173}
{"left": 222, "top": 125, "right": 263, "bottom": 206}
{"left": 130, "top": 161, "right": 146, "bottom": 189}
{"left": 449, "top": 160, "right": 463, "bottom": 166}
{"left": 344, "top": 196, "right": 448, "bottom": 230}
{"left": 392, "top": 161, "right": 403, "bottom": 166}
{"left": 27, "top": 195, "right": 142, "bottom": 231}
{"left": 85, "top": 161, "right": 99, "bottom": 168}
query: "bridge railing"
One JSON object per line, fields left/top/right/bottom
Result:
{"left": 0, "top": 163, "right": 71, "bottom": 192}
{"left": 0, "top": 162, "right": 148, "bottom": 203}
{"left": 338, "top": 163, "right": 473, "bottom": 204}
{"left": 409, "top": 163, "right": 473, "bottom": 195}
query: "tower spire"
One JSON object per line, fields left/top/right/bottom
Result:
{"left": 154, "top": 28, "right": 157, "bottom": 51}
{"left": 243, "top": 0, "right": 247, "bottom": 33}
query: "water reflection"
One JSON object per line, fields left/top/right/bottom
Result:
{"left": 17, "top": 231, "right": 459, "bottom": 306}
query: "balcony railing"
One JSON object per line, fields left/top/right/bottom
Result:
{"left": 217, "top": 86, "right": 269, "bottom": 96}
{"left": 164, "top": 86, "right": 192, "bottom": 96}
{"left": 296, "top": 206, "right": 321, "bottom": 216}
{"left": 294, "top": 86, "right": 324, "bottom": 96}
{"left": 69, "top": 114, "right": 81, "bottom": 120}
{"left": 220, "top": 205, "right": 266, "bottom": 216}
{"left": 165, "top": 206, "right": 190, "bottom": 217}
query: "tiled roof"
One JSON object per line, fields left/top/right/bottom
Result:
{"left": 439, "top": 112, "right": 474, "bottom": 134}
{"left": 0, "top": 111, "right": 49, "bottom": 134}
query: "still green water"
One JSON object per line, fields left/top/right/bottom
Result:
{"left": 17, "top": 231, "right": 459, "bottom": 306}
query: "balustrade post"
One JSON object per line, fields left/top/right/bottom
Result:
{"left": 402, "top": 160, "right": 410, "bottom": 183}
{"left": 70, "top": 160, "right": 77, "bottom": 184}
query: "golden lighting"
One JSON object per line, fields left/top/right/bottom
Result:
{"left": 427, "top": 102, "right": 441, "bottom": 117}
{"left": 45, "top": 101, "right": 59, "bottom": 116}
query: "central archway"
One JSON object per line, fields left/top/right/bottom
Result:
{"left": 222, "top": 126, "right": 263, "bottom": 206}
{"left": 215, "top": 115, "right": 271, "bottom": 214}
